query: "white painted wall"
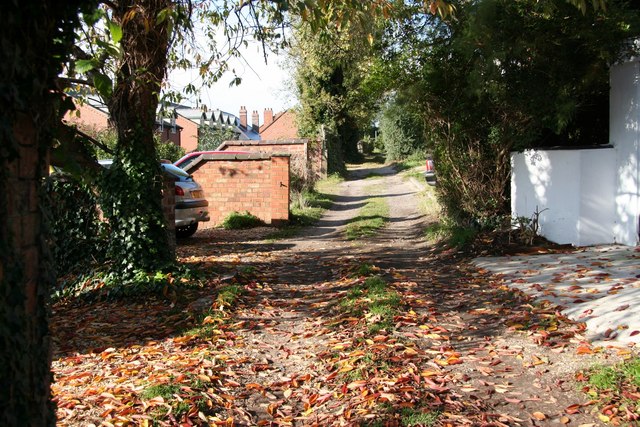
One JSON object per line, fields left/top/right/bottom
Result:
{"left": 511, "top": 148, "right": 617, "bottom": 246}
{"left": 610, "top": 56, "right": 640, "bottom": 246}
{"left": 511, "top": 52, "right": 640, "bottom": 247}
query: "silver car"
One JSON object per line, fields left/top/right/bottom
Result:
{"left": 161, "top": 163, "right": 210, "bottom": 237}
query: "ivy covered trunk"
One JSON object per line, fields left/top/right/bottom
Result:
{"left": 0, "top": 2, "right": 87, "bottom": 425}
{"left": 103, "top": 0, "right": 174, "bottom": 275}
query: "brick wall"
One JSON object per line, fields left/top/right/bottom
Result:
{"left": 157, "top": 125, "right": 181, "bottom": 147}
{"left": 216, "top": 139, "right": 326, "bottom": 182}
{"left": 181, "top": 153, "right": 290, "bottom": 226}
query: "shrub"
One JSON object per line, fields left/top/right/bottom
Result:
{"left": 43, "top": 173, "right": 107, "bottom": 273}
{"left": 221, "top": 211, "right": 264, "bottom": 229}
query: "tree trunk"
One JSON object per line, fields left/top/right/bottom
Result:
{"left": 0, "top": 2, "right": 89, "bottom": 425}
{"left": 102, "top": 0, "right": 174, "bottom": 274}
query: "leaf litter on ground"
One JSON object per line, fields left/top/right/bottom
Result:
{"left": 51, "top": 205, "right": 638, "bottom": 426}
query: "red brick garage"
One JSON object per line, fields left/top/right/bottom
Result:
{"left": 179, "top": 152, "right": 290, "bottom": 227}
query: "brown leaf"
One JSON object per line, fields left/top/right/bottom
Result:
{"left": 576, "top": 345, "right": 593, "bottom": 355}
{"left": 565, "top": 404, "right": 581, "bottom": 414}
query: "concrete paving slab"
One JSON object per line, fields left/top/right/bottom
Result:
{"left": 473, "top": 245, "right": 640, "bottom": 348}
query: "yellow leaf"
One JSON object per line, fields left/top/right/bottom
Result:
{"left": 532, "top": 411, "right": 546, "bottom": 420}
{"left": 598, "top": 414, "right": 610, "bottom": 422}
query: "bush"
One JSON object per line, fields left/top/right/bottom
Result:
{"left": 43, "top": 173, "right": 107, "bottom": 273}
{"left": 378, "top": 96, "right": 426, "bottom": 162}
{"left": 156, "top": 141, "right": 186, "bottom": 163}
{"left": 221, "top": 211, "right": 264, "bottom": 229}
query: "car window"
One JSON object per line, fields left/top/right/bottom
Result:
{"left": 161, "top": 163, "right": 193, "bottom": 181}
{"left": 176, "top": 157, "right": 195, "bottom": 170}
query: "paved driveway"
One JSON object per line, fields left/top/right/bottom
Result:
{"left": 473, "top": 245, "right": 640, "bottom": 348}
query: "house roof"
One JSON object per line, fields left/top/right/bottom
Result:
{"left": 167, "top": 102, "right": 261, "bottom": 141}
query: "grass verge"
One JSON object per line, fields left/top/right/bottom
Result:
{"left": 221, "top": 211, "right": 264, "bottom": 229}
{"left": 340, "top": 275, "right": 401, "bottom": 335}
{"left": 267, "top": 174, "right": 343, "bottom": 240}
{"left": 578, "top": 357, "right": 640, "bottom": 424}
{"left": 345, "top": 186, "right": 389, "bottom": 240}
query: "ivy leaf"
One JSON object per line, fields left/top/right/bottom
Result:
{"left": 75, "top": 59, "right": 98, "bottom": 74}
{"left": 108, "top": 21, "right": 123, "bottom": 43}
{"left": 93, "top": 73, "right": 113, "bottom": 99}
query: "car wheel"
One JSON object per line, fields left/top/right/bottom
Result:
{"left": 176, "top": 223, "right": 198, "bottom": 238}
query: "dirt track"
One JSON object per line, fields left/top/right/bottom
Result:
{"left": 52, "top": 161, "right": 630, "bottom": 426}
{"left": 181, "top": 161, "right": 625, "bottom": 425}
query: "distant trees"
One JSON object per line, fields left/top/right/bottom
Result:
{"left": 292, "top": 21, "right": 381, "bottom": 171}
{"left": 197, "top": 126, "right": 237, "bottom": 151}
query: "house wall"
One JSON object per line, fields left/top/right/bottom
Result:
{"left": 610, "top": 55, "right": 640, "bottom": 246}
{"left": 181, "top": 153, "right": 290, "bottom": 226}
{"left": 157, "top": 125, "right": 181, "bottom": 147}
{"left": 260, "top": 110, "right": 298, "bottom": 140}
{"left": 176, "top": 115, "right": 199, "bottom": 152}
{"left": 64, "top": 102, "right": 110, "bottom": 133}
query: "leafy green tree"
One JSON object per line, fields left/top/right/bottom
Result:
{"left": 383, "top": 0, "right": 639, "bottom": 224}
{"left": 197, "top": 126, "right": 238, "bottom": 151}
{"left": 293, "top": 15, "right": 387, "bottom": 169}
{"left": 378, "top": 95, "right": 426, "bottom": 161}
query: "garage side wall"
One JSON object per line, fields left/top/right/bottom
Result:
{"left": 217, "top": 139, "right": 327, "bottom": 182}
{"left": 184, "top": 153, "right": 290, "bottom": 227}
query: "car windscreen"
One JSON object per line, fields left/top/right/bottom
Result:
{"left": 161, "top": 163, "right": 193, "bottom": 181}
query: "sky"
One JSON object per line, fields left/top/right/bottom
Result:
{"left": 167, "top": 41, "right": 296, "bottom": 124}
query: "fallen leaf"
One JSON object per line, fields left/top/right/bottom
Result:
{"left": 576, "top": 345, "right": 593, "bottom": 355}
{"left": 565, "top": 404, "right": 581, "bottom": 414}
{"left": 531, "top": 411, "right": 546, "bottom": 420}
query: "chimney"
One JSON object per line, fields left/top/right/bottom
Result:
{"left": 264, "top": 108, "right": 274, "bottom": 126}
{"left": 251, "top": 110, "right": 259, "bottom": 133}
{"left": 239, "top": 106, "right": 247, "bottom": 128}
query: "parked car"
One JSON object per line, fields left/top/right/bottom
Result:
{"left": 174, "top": 150, "right": 250, "bottom": 170}
{"left": 99, "top": 159, "right": 209, "bottom": 238}
{"left": 425, "top": 157, "right": 437, "bottom": 186}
